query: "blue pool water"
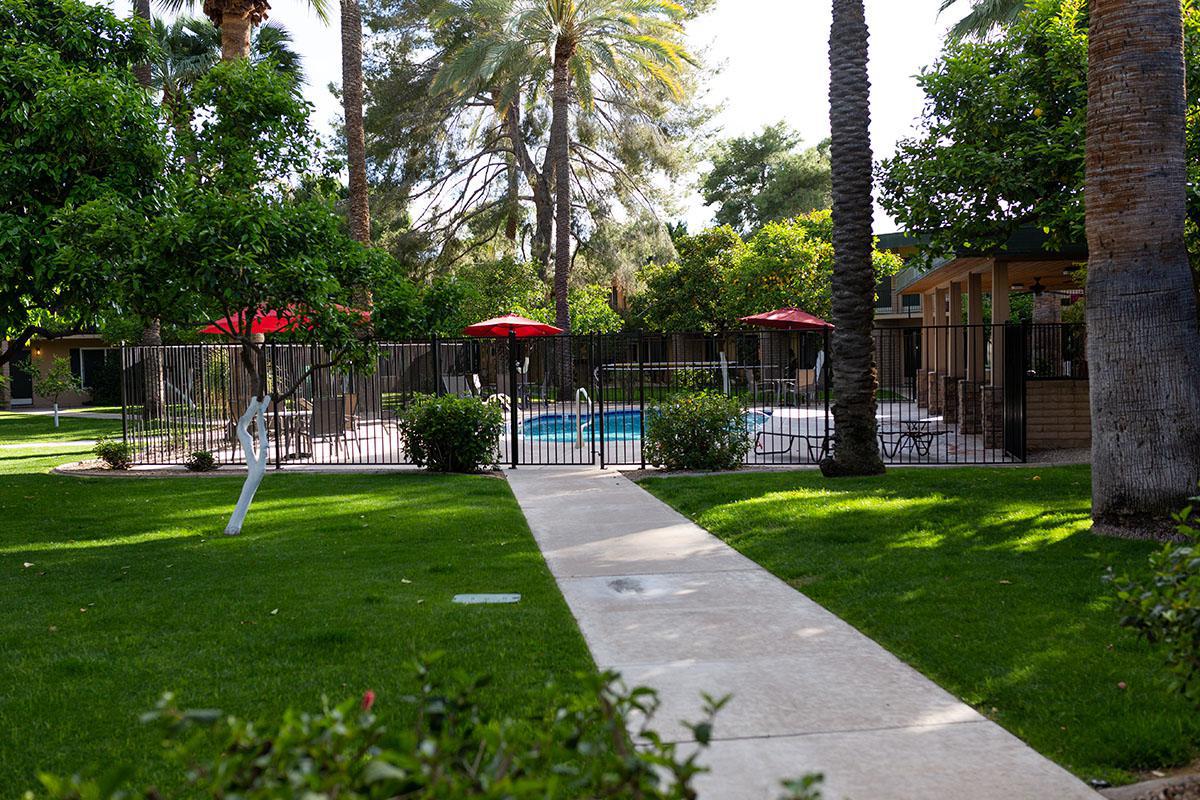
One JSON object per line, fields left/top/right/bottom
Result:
{"left": 522, "top": 409, "right": 770, "bottom": 442}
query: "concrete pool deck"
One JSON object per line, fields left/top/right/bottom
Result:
{"left": 505, "top": 466, "right": 1100, "bottom": 800}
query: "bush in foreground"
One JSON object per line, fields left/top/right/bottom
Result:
{"left": 92, "top": 437, "right": 132, "bottom": 470}
{"left": 28, "top": 662, "right": 823, "bottom": 799}
{"left": 1110, "top": 499, "right": 1200, "bottom": 706}
{"left": 645, "top": 391, "right": 751, "bottom": 471}
{"left": 397, "top": 395, "right": 503, "bottom": 472}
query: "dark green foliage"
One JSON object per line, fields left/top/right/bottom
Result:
{"left": 1110, "top": 502, "right": 1200, "bottom": 706}
{"left": 700, "top": 123, "right": 831, "bottom": 234}
{"left": 92, "top": 436, "right": 132, "bottom": 470}
{"left": 398, "top": 395, "right": 503, "bottom": 472}
{"left": 644, "top": 392, "right": 750, "bottom": 471}
{"left": 31, "top": 665, "right": 826, "bottom": 799}
{"left": 84, "top": 354, "right": 122, "bottom": 406}
{"left": 0, "top": 0, "right": 163, "bottom": 355}
{"left": 183, "top": 450, "right": 218, "bottom": 472}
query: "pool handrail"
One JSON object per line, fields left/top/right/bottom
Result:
{"left": 574, "top": 387, "right": 591, "bottom": 449}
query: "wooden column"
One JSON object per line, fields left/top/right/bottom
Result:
{"left": 967, "top": 271, "right": 985, "bottom": 381}
{"left": 921, "top": 293, "right": 935, "bottom": 372}
{"left": 948, "top": 280, "right": 963, "bottom": 377}
{"left": 934, "top": 286, "right": 948, "bottom": 374}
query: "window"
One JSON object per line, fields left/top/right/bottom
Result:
{"left": 874, "top": 276, "right": 894, "bottom": 310}
{"left": 69, "top": 347, "right": 116, "bottom": 389}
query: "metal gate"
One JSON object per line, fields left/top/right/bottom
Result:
{"left": 1003, "top": 323, "right": 1028, "bottom": 461}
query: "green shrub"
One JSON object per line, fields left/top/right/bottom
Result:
{"left": 183, "top": 450, "right": 218, "bottom": 472}
{"left": 29, "top": 662, "right": 824, "bottom": 799}
{"left": 674, "top": 367, "right": 715, "bottom": 392}
{"left": 92, "top": 437, "right": 132, "bottom": 470}
{"left": 398, "top": 394, "right": 503, "bottom": 472}
{"left": 1109, "top": 499, "right": 1200, "bottom": 706}
{"left": 644, "top": 391, "right": 751, "bottom": 471}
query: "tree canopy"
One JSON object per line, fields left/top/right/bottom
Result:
{"left": 0, "top": 0, "right": 163, "bottom": 365}
{"left": 878, "top": 0, "right": 1200, "bottom": 265}
{"left": 632, "top": 212, "right": 902, "bottom": 332}
{"left": 699, "top": 123, "right": 832, "bottom": 235}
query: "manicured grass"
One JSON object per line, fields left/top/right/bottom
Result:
{"left": 639, "top": 467, "right": 1199, "bottom": 786}
{"left": 0, "top": 411, "right": 122, "bottom": 443}
{"left": 0, "top": 447, "right": 592, "bottom": 792}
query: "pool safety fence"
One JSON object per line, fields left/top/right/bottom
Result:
{"left": 121, "top": 326, "right": 1041, "bottom": 468}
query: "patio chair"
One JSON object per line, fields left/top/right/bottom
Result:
{"left": 796, "top": 351, "right": 826, "bottom": 405}
{"left": 299, "top": 395, "right": 360, "bottom": 460}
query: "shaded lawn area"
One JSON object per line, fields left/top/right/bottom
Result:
{"left": 0, "top": 411, "right": 122, "bottom": 443}
{"left": 0, "top": 448, "right": 592, "bottom": 792}
{"left": 639, "top": 466, "right": 1199, "bottom": 786}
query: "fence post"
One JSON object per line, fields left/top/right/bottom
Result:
{"left": 431, "top": 333, "right": 442, "bottom": 396}
{"left": 270, "top": 343, "right": 282, "bottom": 470}
{"left": 508, "top": 330, "right": 519, "bottom": 469}
{"left": 823, "top": 328, "right": 831, "bottom": 456}
{"left": 638, "top": 330, "right": 646, "bottom": 470}
{"left": 597, "top": 334, "right": 606, "bottom": 470}
{"left": 120, "top": 346, "right": 129, "bottom": 446}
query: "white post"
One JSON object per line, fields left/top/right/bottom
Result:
{"left": 52, "top": 402, "right": 59, "bottom": 428}
{"left": 224, "top": 396, "right": 272, "bottom": 536}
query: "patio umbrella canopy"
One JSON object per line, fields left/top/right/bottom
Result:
{"left": 463, "top": 314, "right": 564, "bottom": 338}
{"left": 739, "top": 307, "right": 834, "bottom": 331}
{"left": 199, "top": 305, "right": 370, "bottom": 336}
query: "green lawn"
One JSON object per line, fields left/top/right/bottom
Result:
{"left": 639, "top": 467, "right": 1199, "bottom": 786}
{"left": 0, "top": 446, "right": 592, "bottom": 792}
{"left": 0, "top": 411, "right": 122, "bottom": 443}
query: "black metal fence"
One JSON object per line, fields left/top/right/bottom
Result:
{"left": 121, "top": 325, "right": 1075, "bottom": 469}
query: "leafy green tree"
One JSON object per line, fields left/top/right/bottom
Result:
{"left": 32, "top": 357, "right": 83, "bottom": 427}
{"left": 631, "top": 226, "right": 744, "bottom": 332}
{"left": 878, "top": 0, "right": 1089, "bottom": 260}
{"left": 0, "top": 0, "right": 164, "bottom": 369}
{"left": 700, "top": 123, "right": 831, "bottom": 234}
{"left": 62, "top": 61, "right": 384, "bottom": 535}
{"left": 724, "top": 212, "right": 902, "bottom": 323}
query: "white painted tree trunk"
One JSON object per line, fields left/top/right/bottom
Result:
{"left": 224, "top": 396, "right": 272, "bottom": 536}
{"left": 52, "top": 403, "right": 59, "bottom": 428}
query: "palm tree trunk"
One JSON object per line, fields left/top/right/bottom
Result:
{"left": 341, "top": 0, "right": 371, "bottom": 245}
{"left": 132, "top": 0, "right": 152, "bottom": 86}
{"left": 550, "top": 44, "right": 573, "bottom": 333}
{"left": 1086, "top": 0, "right": 1200, "bottom": 533}
{"left": 220, "top": 13, "right": 253, "bottom": 60}
{"left": 821, "top": 0, "right": 884, "bottom": 478}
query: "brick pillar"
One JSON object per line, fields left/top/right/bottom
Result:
{"left": 916, "top": 368, "right": 929, "bottom": 407}
{"left": 958, "top": 380, "right": 982, "bottom": 434}
{"left": 928, "top": 371, "right": 943, "bottom": 415}
{"left": 941, "top": 374, "right": 959, "bottom": 424}
{"left": 982, "top": 386, "right": 1004, "bottom": 449}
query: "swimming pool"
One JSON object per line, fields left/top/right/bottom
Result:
{"left": 522, "top": 409, "right": 770, "bottom": 442}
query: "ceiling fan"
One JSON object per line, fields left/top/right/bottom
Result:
{"left": 1009, "top": 277, "right": 1077, "bottom": 298}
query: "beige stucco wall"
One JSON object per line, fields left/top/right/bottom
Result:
{"left": 1027, "top": 378, "right": 1091, "bottom": 451}
{"left": 13, "top": 338, "right": 113, "bottom": 408}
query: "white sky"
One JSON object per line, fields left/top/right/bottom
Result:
{"left": 105, "top": 0, "right": 955, "bottom": 233}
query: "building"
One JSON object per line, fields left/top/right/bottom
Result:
{"left": 1, "top": 334, "right": 120, "bottom": 409}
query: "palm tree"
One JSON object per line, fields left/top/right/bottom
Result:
{"left": 342, "top": 0, "right": 370, "bottom": 245}
{"left": 821, "top": 0, "right": 884, "bottom": 478}
{"left": 151, "top": 17, "right": 303, "bottom": 136}
{"left": 162, "top": 0, "right": 327, "bottom": 60}
{"left": 939, "top": 0, "right": 1025, "bottom": 40}
{"left": 1085, "top": 0, "right": 1200, "bottom": 531}
{"left": 435, "top": 0, "right": 694, "bottom": 331}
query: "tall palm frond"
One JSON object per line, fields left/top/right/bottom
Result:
{"left": 938, "top": 0, "right": 1027, "bottom": 40}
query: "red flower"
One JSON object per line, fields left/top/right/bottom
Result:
{"left": 361, "top": 690, "right": 376, "bottom": 711}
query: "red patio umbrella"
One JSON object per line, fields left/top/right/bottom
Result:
{"left": 739, "top": 307, "right": 834, "bottom": 331}
{"left": 199, "top": 304, "right": 370, "bottom": 336}
{"left": 463, "top": 314, "right": 564, "bottom": 338}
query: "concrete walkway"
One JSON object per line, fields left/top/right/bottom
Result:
{"left": 506, "top": 466, "right": 1099, "bottom": 800}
